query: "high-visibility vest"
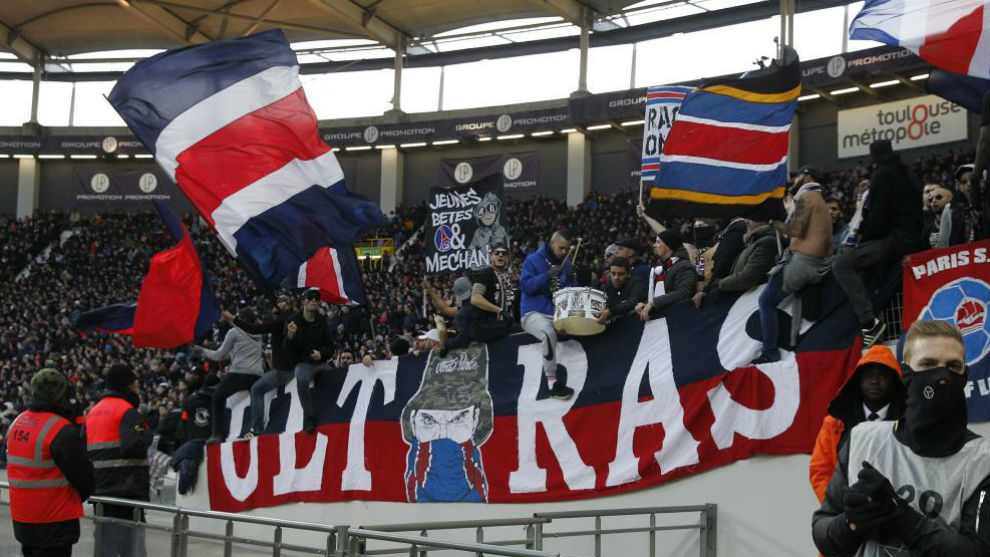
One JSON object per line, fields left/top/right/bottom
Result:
{"left": 85, "top": 396, "right": 147, "bottom": 469}
{"left": 6, "top": 410, "right": 84, "bottom": 523}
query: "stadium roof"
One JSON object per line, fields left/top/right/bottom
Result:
{"left": 0, "top": 0, "right": 641, "bottom": 59}
{"left": 0, "top": 1, "right": 849, "bottom": 72}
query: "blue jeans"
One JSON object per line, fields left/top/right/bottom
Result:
{"left": 758, "top": 272, "right": 789, "bottom": 359}
{"left": 294, "top": 362, "right": 330, "bottom": 421}
{"left": 249, "top": 369, "right": 294, "bottom": 432}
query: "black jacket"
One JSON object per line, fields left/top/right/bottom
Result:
{"left": 649, "top": 249, "right": 698, "bottom": 317}
{"left": 82, "top": 390, "right": 152, "bottom": 501}
{"left": 710, "top": 218, "right": 748, "bottom": 281}
{"left": 177, "top": 387, "right": 213, "bottom": 444}
{"left": 284, "top": 312, "right": 335, "bottom": 368}
{"left": 12, "top": 400, "right": 95, "bottom": 548}
{"left": 713, "top": 225, "right": 780, "bottom": 294}
{"left": 236, "top": 313, "right": 290, "bottom": 371}
{"left": 604, "top": 273, "right": 647, "bottom": 318}
{"left": 813, "top": 428, "right": 990, "bottom": 556}
{"left": 859, "top": 153, "right": 925, "bottom": 254}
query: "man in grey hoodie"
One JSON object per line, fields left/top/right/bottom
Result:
{"left": 195, "top": 308, "right": 263, "bottom": 444}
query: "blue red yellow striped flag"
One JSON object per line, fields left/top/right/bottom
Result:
{"left": 647, "top": 47, "right": 801, "bottom": 221}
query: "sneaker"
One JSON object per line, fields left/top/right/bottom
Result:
{"left": 205, "top": 435, "right": 224, "bottom": 445}
{"left": 302, "top": 416, "right": 316, "bottom": 434}
{"left": 239, "top": 429, "right": 260, "bottom": 440}
{"left": 549, "top": 381, "right": 574, "bottom": 400}
{"left": 861, "top": 318, "right": 886, "bottom": 348}
{"left": 751, "top": 352, "right": 780, "bottom": 365}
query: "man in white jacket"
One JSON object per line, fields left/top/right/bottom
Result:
{"left": 195, "top": 308, "right": 263, "bottom": 444}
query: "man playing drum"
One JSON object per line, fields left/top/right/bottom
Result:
{"left": 519, "top": 231, "right": 576, "bottom": 400}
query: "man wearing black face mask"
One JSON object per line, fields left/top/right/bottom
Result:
{"left": 813, "top": 320, "right": 990, "bottom": 557}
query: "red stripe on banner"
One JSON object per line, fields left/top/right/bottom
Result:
{"left": 663, "top": 121, "right": 788, "bottom": 165}
{"left": 647, "top": 93, "right": 687, "bottom": 99}
{"left": 641, "top": 164, "right": 660, "bottom": 170}
{"left": 174, "top": 88, "right": 330, "bottom": 222}
{"left": 132, "top": 232, "right": 203, "bottom": 348}
{"left": 919, "top": 4, "right": 984, "bottom": 75}
{"left": 205, "top": 346, "right": 859, "bottom": 512}
{"left": 304, "top": 247, "right": 351, "bottom": 304}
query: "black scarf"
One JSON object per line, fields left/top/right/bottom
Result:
{"left": 895, "top": 365, "right": 969, "bottom": 457}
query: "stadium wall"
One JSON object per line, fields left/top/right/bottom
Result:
{"left": 0, "top": 160, "right": 16, "bottom": 216}
{"left": 177, "top": 422, "right": 990, "bottom": 557}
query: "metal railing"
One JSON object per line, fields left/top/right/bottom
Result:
{"left": 0, "top": 482, "right": 716, "bottom": 557}
{"left": 534, "top": 505, "right": 717, "bottom": 557}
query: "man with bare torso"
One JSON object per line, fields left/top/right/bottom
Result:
{"left": 751, "top": 165, "right": 834, "bottom": 364}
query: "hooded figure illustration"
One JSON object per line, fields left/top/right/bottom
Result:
{"left": 468, "top": 192, "right": 510, "bottom": 251}
{"left": 401, "top": 343, "right": 494, "bottom": 502}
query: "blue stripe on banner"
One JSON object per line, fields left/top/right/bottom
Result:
{"left": 659, "top": 160, "right": 787, "bottom": 196}
{"left": 647, "top": 86, "right": 694, "bottom": 95}
{"left": 642, "top": 157, "right": 660, "bottom": 163}
{"left": 848, "top": 26, "right": 901, "bottom": 46}
{"left": 680, "top": 91, "right": 796, "bottom": 126}
{"left": 232, "top": 181, "right": 383, "bottom": 287}
{"left": 107, "top": 29, "right": 298, "bottom": 153}
{"left": 332, "top": 244, "right": 367, "bottom": 305}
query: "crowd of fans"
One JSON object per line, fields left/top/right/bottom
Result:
{"left": 0, "top": 145, "right": 980, "bottom": 460}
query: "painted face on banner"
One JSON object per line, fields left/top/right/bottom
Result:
{"left": 411, "top": 406, "right": 480, "bottom": 444}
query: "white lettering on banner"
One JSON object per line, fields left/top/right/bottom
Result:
{"left": 225, "top": 392, "right": 251, "bottom": 442}
{"left": 220, "top": 437, "right": 259, "bottom": 502}
{"left": 429, "top": 188, "right": 481, "bottom": 210}
{"left": 431, "top": 209, "right": 473, "bottom": 226}
{"left": 509, "top": 341, "right": 595, "bottom": 493}
{"left": 837, "top": 95, "right": 967, "bottom": 158}
{"left": 425, "top": 249, "right": 490, "bottom": 273}
{"left": 707, "top": 357, "right": 801, "bottom": 450}
{"left": 273, "top": 379, "right": 328, "bottom": 496}
{"left": 911, "top": 247, "right": 988, "bottom": 280}
{"left": 607, "top": 319, "right": 700, "bottom": 486}
{"left": 337, "top": 360, "right": 397, "bottom": 491}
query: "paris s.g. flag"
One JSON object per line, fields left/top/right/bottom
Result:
{"left": 106, "top": 29, "right": 382, "bottom": 291}
{"left": 73, "top": 201, "right": 220, "bottom": 348}
{"left": 850, "top": 0, "right": 990, "bottom": 79}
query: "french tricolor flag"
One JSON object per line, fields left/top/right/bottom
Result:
{"left": 850, "top": 0, "right": 990, "bottom": 79}
{"left": 288, "top": 246, "right": 363, "bottom": 305}
{"left": 107, "top": 30, "right": 381, "bottom": 301}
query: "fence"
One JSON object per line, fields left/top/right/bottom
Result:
{"left": 0, "top": 481, "right": 716, "bottom": 557}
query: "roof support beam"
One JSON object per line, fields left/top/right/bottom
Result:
{"left": 242, "top": 0, "right": 285, "bottom": 36}
{"left": 121, "top": 0, "right": 214, "bottom": 45}
{"left": 305, "top": 0, "right": 405, "bottom": 50}
{"left": 537, "top": 0, "right": 593, "bottom": 26}
{"left": 0, "top": 20, "right": 46, "bottom": 66}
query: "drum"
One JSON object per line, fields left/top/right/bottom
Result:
{"left": 552, "top": 287, "right": 607, "bottom": 336}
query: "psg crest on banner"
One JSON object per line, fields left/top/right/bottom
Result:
{"left": 903, "top": 240, "right": 990, "bottom": 421}
{"left": 425, "top": 176, "right": 509, "bottom": 274}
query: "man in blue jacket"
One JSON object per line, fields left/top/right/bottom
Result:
{"left": 519, "top": 231, "right": 577, "bottom": 400}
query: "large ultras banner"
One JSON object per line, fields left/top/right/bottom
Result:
{"left": 424, "top": 177, "right": 508, "bottom": 275}
{"left": 207, "top": 279, "right": 861, "bottom": 511}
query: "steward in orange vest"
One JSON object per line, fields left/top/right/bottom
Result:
{"left": 82, "top": 363, "right": 152, "bottom": 500}
{"left": 8, "top": 368, "right": 94, "bottom": 556}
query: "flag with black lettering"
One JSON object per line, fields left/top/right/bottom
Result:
{"left": 640, "top": 86, "right": 693, "bottom": 182}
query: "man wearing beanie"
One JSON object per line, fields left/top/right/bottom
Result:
{"left": 83, "top": 363, "right": 152, "bottom": 557}
{"left": 636, "top": 230, "right": 697, "bottom": 321}
{"left": 7, "top": 368, "right": 93, "bottom": 556}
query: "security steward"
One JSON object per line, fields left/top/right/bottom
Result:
{"left": 83, "top": 363, "right": 153, "bottom": 557}
{"left": 8, "top": 368, "right": 94, "bottom": 557}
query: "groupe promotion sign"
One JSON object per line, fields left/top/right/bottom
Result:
{"left": 837, "top": 94, "right": 968, "bottom": 158}
{"left": 74, "top": 169, "right": 172, "bottom": 204}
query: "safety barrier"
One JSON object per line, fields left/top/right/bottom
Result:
{"left": 0, "top": 481, "right": 716, "bottom": 556}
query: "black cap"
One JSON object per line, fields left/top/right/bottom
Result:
{"left": 302, "top": 288, "right": 321, "bottom": 301}
{"left": 610, "top": 256, "right": 630, "bottom": 269}
{"left": 797, "top": 165, "right": 825, "bottom": 183}
{"left": 869, "top": 139, "right": 893, "bottom": 158}
{"left": 106, "top": 363, "right": 137, "bottom": 392}
{"left": 490, "top": 242, "right": 508, "bottom": 253}
{"left": 614, "top": 238, "right": 639, "bottom": 251}
{"left": 656, "top": 230, "right": 683, "bottom": 253}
